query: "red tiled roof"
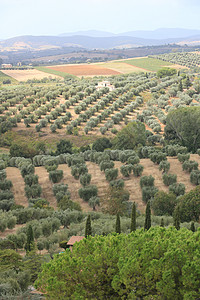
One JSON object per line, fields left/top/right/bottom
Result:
{"left": 67, "top": 236, "right": 84, "bottom": 246}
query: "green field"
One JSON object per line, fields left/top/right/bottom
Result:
{"left": 119, "top": 57, "right": 173, "bottom": 72}
{"left": 35, "top": 66, "right": 77, "bottom": 79}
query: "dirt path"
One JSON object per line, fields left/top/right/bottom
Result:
{"left": 58, "top": 164, "right": 92, "bottom": 212}
{"left": 6, "top": 167, "right": 28, "bottom": 207}
{"left": 35, "top": 167, "right": 57, "bottom": 209}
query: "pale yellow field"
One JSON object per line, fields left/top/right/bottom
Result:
{"left": 97, "top": 62, "right": 147, "bottom": 73}
{"left": 1, "top": 69, "right": 61, "bottom": 81}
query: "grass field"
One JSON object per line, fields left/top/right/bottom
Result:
{"left": 35, "top": 66, "right": 76, "bottom": 79}
{"left": 97, "top": 62, "right": 145, "bottom": 73}
{"left": 1, "top": 69, "right": 61, "bottom": 82}
{"left": 119, "top": 57, "right": 174, "bottom": 72}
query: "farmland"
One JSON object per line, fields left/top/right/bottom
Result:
{"left": 119, "top": 57, "right": 174, "bottom": 72}
{"left": 1, "top": 52, "right": 200, "bottom": 298}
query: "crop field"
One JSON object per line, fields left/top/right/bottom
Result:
{"left": 119, "top": 57, "right": 174, "bottom": 72}
{"left": 0, "top": 70, "right": 17, "bottom": 84}
{"left": 47, "top": 64, "right": 122, "bottom": 76}
{"left": 96, "top": 62, "right": 146, "bottom": 73}
{"left": 1, "top": 69, "right": 61, "bottom": 81}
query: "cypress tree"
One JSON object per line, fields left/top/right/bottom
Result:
{"left": 173, "top": 207, "right": 180, "bottom": 230}
{"left": 160, "top": 218, "right": 164, "bottom": 227}
{"left": 85, "top": 215, "right": 92, "bottom": 238}
{"left": 25, "top": 224, "right": 34, "bottom": 253}
{"left": 178, "top": 80, "right": 183, "bottom": 92}
{"left": 115, "top": 213, "right": 121, "bottom": 234}
{"left": 190, "top": 221, "right": 195, "bottom": 232}
{"left": 130, "top": 202, "right": 136, "bottom": 232}
{"left": 144, "top": 201, "right": 151, "bottom": 230}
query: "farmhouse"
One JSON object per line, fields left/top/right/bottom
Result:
{"left": 67, "top": 236, "right": 85, "bottom": 251}
{"left": 1, "top": 63, "right": 12, "bottom": 68}
{"left": 96, "top": 80, "right": 115, "bottom": 91}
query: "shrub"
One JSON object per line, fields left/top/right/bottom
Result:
{"left": 132, "top": 164, "right": 144, "bottom": 177}
{"left": 127, "top": 156, "right": 140, "bottom": 165}
{"left": 78, "top": 185, "right": 98, "bottom": 202}
{"left": 100, "top": 161, "right": 114, "bottom": 172}
{"left": 142, "top": 186, "right": 158, "bottom": 203}
{"left": 182, "top": 160, "right": 198, "bottom": 173}
{"left": 80, "top": 173, "right": 91, "bottom": 187}
{"left": 71, "top": 164, "right": 88, "bottom": 180}
{"left": 105, "top": 168, "right": 118, "bottom": 182}
{"left": 92, "top": 138, "right": 112, "bottom": 152}
{"left": 120, "top": 165, "right": 132, "bottom": 177}
{"left": 190, "top": 170, "right": 200, "bottom": 185}
{"left": 159, "top": 160, "right": 170, "bottom": 173}
{"left": 25, "top": 184, "right": 42, "bottom": 199}
{"left": 0, "top": 180, "right": 13, "bottom": 190}
{"left": 162, "top": 173, "right": 177, "bottom": 186}
{"left": 20, "top": 164, "right": 35, "bottom": 178}
{"left": 24, "top": 174, "right": 39, "bottom": 186}
{"left": 58, "top": 196, "right": 81, "bottom": 211}
{"left": 177, "top": 153, "right": 190, "bottom": 163}
{"left": 169, "top": 183, "right": 185, "bottom": 196}
{"left": 88, "top": 196, "right": 100, "bottom": 211}
{"left": 0, "top": 170, "right": 6, "bottom": 181}
{"left": 150, "top": 152, "right": 167, "bottom": 164}
{"left": 140, "top": 175, "right": 155, "bottom": 188}
{"left": 49, "top": 170, "right": 63, "bottom": 183}
{"left": 109, "top": 179, "right": 125, "bottom": 189}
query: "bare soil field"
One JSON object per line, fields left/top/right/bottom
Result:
{"left": 47, "top": 64, "right": 122, "bottom": 76}
{"left": 1, "top": 69, "right": 61, "bottom": 81}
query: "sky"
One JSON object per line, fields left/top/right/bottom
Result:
{"left": 1, "top": 0, "right": 200, "bottom": 39}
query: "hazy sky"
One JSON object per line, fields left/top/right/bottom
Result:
{"left": 1, "top": 0, "right": 200, "bottom": 39}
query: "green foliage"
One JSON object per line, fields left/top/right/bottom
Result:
{"left": 80, "top": 173, "right": 91, "bottom": 187}
{"left": 165, "top": 107, "right": 200, "bottom": 152}
{"left": 58, "top": 196, "right": 81, "bottom": 211}
{"left": 132, "top": 164, "right": 144, "bottom": 177}
{"left": 49, "top": 170, "right": 63, "bottom": 183}
{"left": 142, "top": 186, "right": 158, "bottom": 203}
{"left": 78, "top": 185, "right": 98, "bottom": 202}
{"left": 130, "top": 202, "right": 136, "bottom": 232}
{"left": 85, "top": 215, "right": 92, "bottom": 237}
{"left": 140, "top": 175, "right": 155, "bottom": 188}
{"left": 175, "top": 186, "right": 200, "bottom": 222}
{"left": 36, "top": 227, "right": 200, "bottom": 299}
{"left": 162, "top": 173, "right": 177, "bottom": 186}
{"left": 177, "top": 153, "right": 190, "bottom": 163}
{"left": 150, "top": 152, "right": 167, "bottom": 164}
{"left": 25, "top": 225, "right": 34, "bottom": 253}
{"left": 113, "top": 121, "right": 146, "bottom": 150}
{"left": 92, "top": 137, "right": 112, "bottom": 152}
{"left": 105, "top": 168, "right": 118, "bottom": 181}
{"left": 59, "top": 240, "right": 68, "bottom": 250}
{"left": 120, "top": 164, "right": 132, "bottom": 177}
{"left": 173, "top": 206, "right": 180, "bottom": 230}
{"left": 159, "top": 160, "right": 170, "bottom": 173}
{"left": 190, "top": 170, "right": 200, "bottom": 185}
{"left": 88, "top": 196, "right": 100, "bottom": 211}
{"left": 182, "top": 160, "right": 198, "bottom": 173}
{"left": 144, "top": 201, "right": 151, "bottom": 230}
{"left": 152, "top": 191, "right": 177, "bottom": 216}
{"left": 56, "top": 139, "right": 73, "bottom": 155}
{"left": 169, "top": 183, "right": 185, "bottom": 197}
{"left": 157, "top": 67, "right": 177, "bottom": 78}
{"left": 115, "top": 213, "right": 121, "bottom": 234}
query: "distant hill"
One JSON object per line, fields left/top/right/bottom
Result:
{"left": 1, "top": 28, "right": 200, "bottom": 52}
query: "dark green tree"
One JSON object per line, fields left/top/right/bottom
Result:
{"left": 25, "top": 225, "right": 34, "bottom": 253}
{"left": 190, "top": 222, "right": 195, "bottom": 232}
{"left": 85, "top": 215, "right": 92, "bottom": 238}
{"left": 130, "top": 202, "right": 136, "bottom": 232}
{"left": 115, "top": 213, "right": 121, "bottom": 234}
{"left": 144, "top": 201, "right": 151, "bottom": 230}
{"left": 173, "top": 207, "right": 180, "bottom": 230}
{"left": 178, "top": 80, "right": 183, "bottom": 92}
{"left": 56, "top": 139, "right": 73, "bottom": 155}
{"left": 160, "top": 218, "right": 164, "bottom": 227}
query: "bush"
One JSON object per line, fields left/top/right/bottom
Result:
{"left": 78, "top": 185, "right": 98, "bottom": 202}
{"left": 25, "top": 184, "right": 42, "bottom": 199}
{"left": 71, "top": 164, "right": 88, "bottom": 179}
{"left": 182, "top": 160, "right": 198, "bottom": 173}
{"left": 177, "top": 153, "right": 190, "bottom": 163}
{"left": 80, "top": 173, "right": 91, "bottom": 187}
{"left": 109, "top": 179, "right": 125, "bottom": 189}
{"left": 190, "top": 170, "right": 200, "bottom": 185}
{"left": 0, "top": 180, "right": 13, "bottom": 190}
{"left": 92, "top": 137, "right": 112, "bottom": 152}
{"left": 100, "top": 161, "right": 114, "bottom": 171}
{"left": 169, "top": 183, "right": 185, "bottom": 196}
{"left": 150, "top": 152, "right": 167, "bottom": 164}
{"left": 152, "top": 191, "right": 177, "bottom": 216}
{"left": 127, "top": 156, "right": 140, "bottom": 165}
{"left": 162, "top": 173, "right": 177, "bottom": 186}
{"left": 142, "top": 186, "right": 158, "bottom": 203}
{"left": 140, "top": 175, "right": 155, "bottom": 188}
{"left": 159, "top": 160, "right": 170, "bottom": 173}
{"left": 0, "top": 170, "right": 6, "bottom": 181}
{"left": 58, "top": 196, "right": 81, "bottom": 211}
{"left": 89, "top": 196, "right": 100, "bottom": 211}
{"left": 120, "top": 165, "right": 132, "bottom": 177}
{"left": 132, "top": 164, "right": 144, "bottom": 177}
{"left": 105, "top": 168, "right": 118, "bottom": 182}
{"left": 49, "top": 170, "right": 63, "bottom": 183}
{"left": 20, "top": 164, "right": 35, "bottom": 178}
{"left": 24, "top": 174, "right": 39, "bottom": 186}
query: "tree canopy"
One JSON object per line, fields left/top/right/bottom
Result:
{"left": 36, "top": 227, "right": 200, "bottom": 299}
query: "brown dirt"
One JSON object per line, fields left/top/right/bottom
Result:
{"left": 1, "top": 69, "right": 61, "bottom": 81}
{"left": 0, "top": 224, "right": 25, "bottom": 238}
{"left": 35, "top": 167, "right": 57, "bottom": 209}
{"left": 6, "top": 167, "right": 28, "bottom": 207}
{"left": 57, "top": 164, "right": 92, "bottom": 212}
{"left": 47, "top": 65, "right": 121, "bottom": 76}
